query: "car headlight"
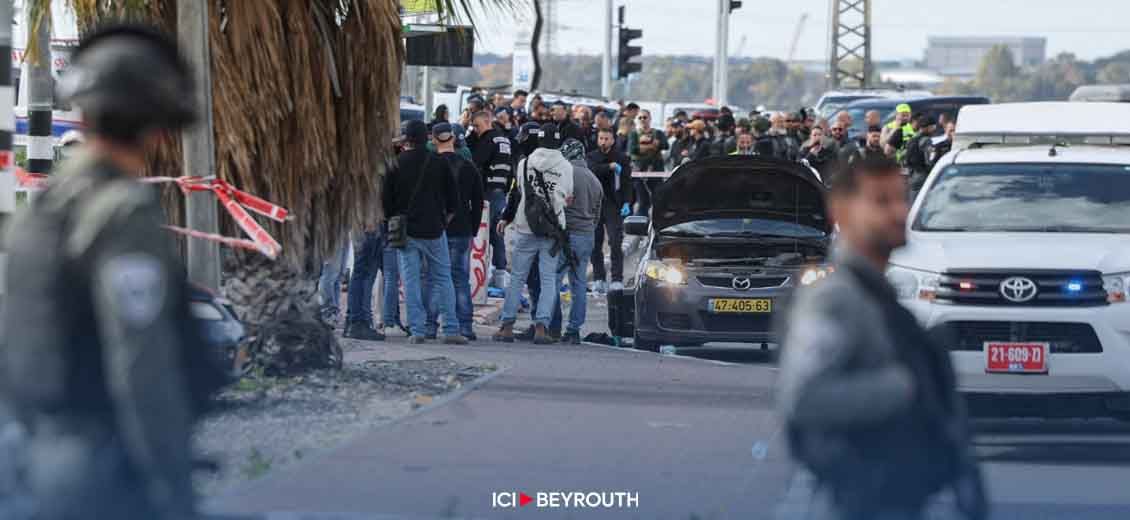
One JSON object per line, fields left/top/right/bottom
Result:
{"left": 799, "top": 266, "right": 833, "bottom": 286}
{"left": 190, "top": 301, "right": 226, "bottom": 321}
{"left": 886, "top": 265, "right": 940, "bottom": 301}
{"left": 1103, "top": 273, "right": 1130, "bottom": 303}
{"left": 643, "top": 260, "right": 686, "bottom": 285}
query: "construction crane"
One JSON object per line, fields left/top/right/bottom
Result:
{"left": 734, "top": 35, "right": 748, "bottom": 58}
{"left": 786, "top": 13, "right": 809, "bottom": 64}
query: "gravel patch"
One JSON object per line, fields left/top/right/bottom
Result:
{"left": 194, "top": 356, "right": 495, "bottom": 496}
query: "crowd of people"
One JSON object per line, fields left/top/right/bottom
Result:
{"left": 321, "top": 90, "right": 958, "bottom": 344}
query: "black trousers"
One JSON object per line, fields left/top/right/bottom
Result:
{"left": 591, "top": 201, "right": 624, "bottom": 283}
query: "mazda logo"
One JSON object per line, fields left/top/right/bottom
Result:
{"left": 999, "top": 276, "right": 1038, "bottom": 303}
{"left": 732, "top": 277, "right": 752, "bottom": 291}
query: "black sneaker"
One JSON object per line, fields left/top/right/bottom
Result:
{"left": 463, "top": 332, "right": 478, "bottom": 342}
{"left": 343, "top": 322, "right": 385, "bottom": 341}
{"left": 561, "top": 330, "right": 581, "bottom": 345}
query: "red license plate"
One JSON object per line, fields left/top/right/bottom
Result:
{"left": 984, "top": 342, "right": 1049, "bottom": 374}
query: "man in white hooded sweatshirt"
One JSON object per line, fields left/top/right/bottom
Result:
{"left": 493, "top": 123, "right": 575, "bottom": 344}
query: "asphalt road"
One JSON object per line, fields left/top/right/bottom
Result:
{"left": 207, "top": 297, "right": 1130, "bottom": 520}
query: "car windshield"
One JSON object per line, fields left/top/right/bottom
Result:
{"left": 819, "top": 96, "right": 877, "bottom": 119}
{"left": 913, "top": 163, "right": 1130, "bottom": 233}
{"left": 660, "top": 218, "right": 827, "bottom": 239}
{"left": 847, "top": 105, "right": 895, "bottom": 137}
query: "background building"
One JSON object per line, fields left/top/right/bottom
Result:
{"left": 926, "top": 36, "right": 1047, "bottom": 79}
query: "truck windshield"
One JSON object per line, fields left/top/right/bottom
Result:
{"left": 913, "top": 163, "right": 1130, "bottom": 233}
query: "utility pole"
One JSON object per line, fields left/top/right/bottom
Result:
{"left": 178, "top": 1, "right": 221, "bottom": 291}
{"left": 713, "top": 0, "right": 732, "bottom": 107}
{"left": 828, "top": 0, "right": 872, "bottom": 89}
{"left": 601, "top": 0, "right": 612, "bottom": 98}
{"left": 0, "top": 0, "right": 14, "bottom": 316}
{"left": 25, "top": 2, "right": 52, "bottom": 198}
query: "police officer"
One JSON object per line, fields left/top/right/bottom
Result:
{"left": 903, "top": 114, "right": 939, "bottom": 200}
{"left": 883, "top": 103, "right": 916, "bottom": 161}
{"left": 2, "top": 24, "right": 212, "bottom": 519}
{"left": 469, "top": 110, "right": 514, "bottom": 283}
{"left": 777, "top": 156, "right": 986, "bottom": 520}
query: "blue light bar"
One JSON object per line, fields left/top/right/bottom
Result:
{"left": 1067, "top": 281, "right": 1083, "bottom": 292}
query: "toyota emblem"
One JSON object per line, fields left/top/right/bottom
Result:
{"left": 732, "top": 277, "right": 752, "bottom": 291}
{"left": 999, "top": 276, "right": 1038, "bottom": 303}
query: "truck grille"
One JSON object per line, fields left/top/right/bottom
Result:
{"left": 930, "top": 321, "right": 1102, "bottom": 353}
{"left": 935, "top": 270, "right": 1107, "bottom": 307}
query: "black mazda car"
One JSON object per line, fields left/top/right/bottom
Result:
{"left": 620, "top": 155, "right": 831, "bottom": 350}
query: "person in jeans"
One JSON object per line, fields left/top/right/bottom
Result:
{"left": 343, "top": 228, "right": 385, "bottom": 340}
{"left": 558, "top": 138, "right": 602, "bottom": 344}
{"left": 383, "top": 120, "right": 467, "bottom": 345}
{"left": 318, "top": 231, "right": 350, "bottom": 325}
{"left": 379, "top": 223, "right": 407, "bottom": 336}
{"left": 493, "top": 124, "right": 574, "bottom": 344}
{"left": 423, "top": 123, "right": 484, "bottom": 340}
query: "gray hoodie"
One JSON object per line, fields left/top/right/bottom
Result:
{"left": 565, "top": 159, "right": 603, "bottom": 234}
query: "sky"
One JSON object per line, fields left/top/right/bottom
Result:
{"left": 468, "top": 0, "right": 1130, "bottom": 62}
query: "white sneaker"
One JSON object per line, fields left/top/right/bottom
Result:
{"left": 609, "top": 281, "right": 625, "bottom": 292}
{"left": 595, "top": 280, "right": 608, "bottom": 294}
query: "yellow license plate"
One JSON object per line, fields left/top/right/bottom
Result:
{"left": 708, "top": 298, "right": 772, "bottom": 313}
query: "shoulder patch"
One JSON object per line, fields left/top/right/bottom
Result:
{"left": 101, "top": 253, "right": 168, "bottom": 328}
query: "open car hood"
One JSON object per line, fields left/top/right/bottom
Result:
{"left": 651, "top": 156, "right": 829, "bottom": 233}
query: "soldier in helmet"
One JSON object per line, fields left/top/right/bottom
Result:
{"left": 2, "top": 24, "right": 211, "bottom": 519}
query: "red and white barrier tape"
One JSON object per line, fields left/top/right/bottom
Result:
{"left": 18, "top": 171, "right": 289, "bottom": 259}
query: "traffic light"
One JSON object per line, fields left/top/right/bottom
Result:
{"left": 729, "top": 1, "right": 742, "bottom": 12}
{"left": 618, "top": 27, "right": 643, "bottom": 79}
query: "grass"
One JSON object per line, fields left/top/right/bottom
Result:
{"left": 241, "top": 447, "right": 273, "bottom": 480}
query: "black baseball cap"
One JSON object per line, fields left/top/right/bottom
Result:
{"left": 399, "top": 119, "right": 428, "bottom": 145}
{"left": 432, "top": 122, "right": 454, "bottom": 142}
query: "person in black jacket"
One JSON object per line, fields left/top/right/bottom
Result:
{"left": 383, "top": 120, "right": 467, "bottom": 345}
{"left": 421, "top": 123, "right": 485, "bottom": 341}
{"left": 587, "top": 127, "right": 633, "bottom": 292}
{"left": 904, "top": 115, "right": 938, "bottom": 200}
{"left": 551, "top": 101, "right": 583, "bottom": 143}
{"left": 467, "top": 110, "right": 514, "bottom": 279}
{"left": 778, "top": 156, "right": 986, "bottom": 520}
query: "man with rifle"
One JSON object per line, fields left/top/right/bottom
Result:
{"left": 493, "top": 123, "right": 575, "bottom": 344}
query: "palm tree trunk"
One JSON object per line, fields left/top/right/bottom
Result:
{"left": 223, "top": 253, "right": 342, "bottom": 375}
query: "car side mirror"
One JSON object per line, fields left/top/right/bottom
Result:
{"left": 624, "top": 215, "right": 650, "bottom": 236}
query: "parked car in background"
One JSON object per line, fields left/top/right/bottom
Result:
{"left": 190, "top": 284, "right": 246, "bottom": 372}
{"left": 843, "top": 95, "right": 990, "bottom": 139}
{"left": 815, "top": 88, "right": 933, "bottom": 120}
{"left": 400, "top": 100, "right": 426, "bottom": 123}
{"left": 1069, "top": 84, "right": 1130, "bottom": 103}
